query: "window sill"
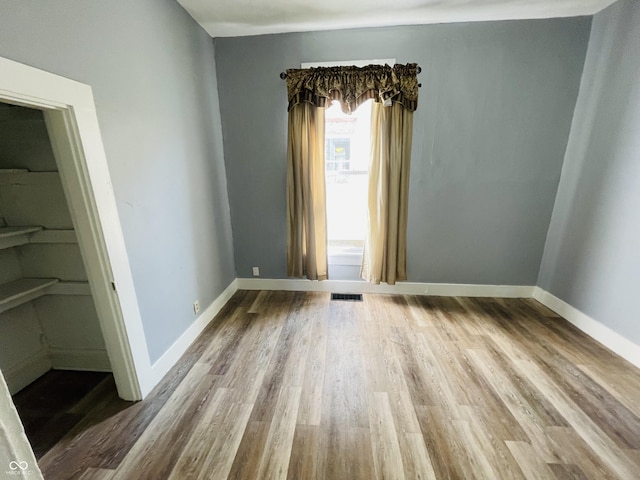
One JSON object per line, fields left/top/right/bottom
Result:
{"left": 328, "top": 246, "right": 363, "bottom": 266}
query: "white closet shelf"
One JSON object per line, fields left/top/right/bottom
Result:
{"left": 29, "top": 229, "right": 77, "bottom": 244}
{"left": 0, "top": 226, "right": 43, "bottom": 250}
{"left": 0, "top": 168, "right": 29, "bottom": 186}
{"left": 0, "top": 278, "right": 59, "bottom": 314}
{"left": 0, "top": 170, "right": 59, "bottom": 185}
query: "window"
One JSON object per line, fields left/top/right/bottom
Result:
{"left": 286, "top": 59, "right": 416, "bottom": 283}
{"left": 299, "top": 59, "right": 396, "bottom": 267}
{"left": 324, "top": 99, "right": 372, "bottom": 265}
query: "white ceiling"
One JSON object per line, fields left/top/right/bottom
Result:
{"left": 177, "top": 0, "right": 617, "bottom": 38}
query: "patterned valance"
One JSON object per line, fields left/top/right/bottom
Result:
{"left": 285, "top": 63, "right": 420, "bottom": 114}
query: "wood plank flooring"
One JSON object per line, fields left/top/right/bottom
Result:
{"left": 30, "top": 290, "right": 640, "bottom": 479}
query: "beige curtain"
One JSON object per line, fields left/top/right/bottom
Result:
{"left": 361, "top": 102, "right": 414, "bottom": 285}
{"left": 286, "top": 102, "right": 328, "bottom": 280}
{"left": 0, "top": 370, "right": 44, "bottom": 479}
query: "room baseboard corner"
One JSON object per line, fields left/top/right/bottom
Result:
{"left": 532, "top": 287, "right": 640, "bottom": 369}
{"left": 148, "top": 278, "right": 239, "bottom": 387}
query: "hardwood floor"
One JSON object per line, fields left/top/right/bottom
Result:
{"left": 31, "top": 290, "right": 640, "bottom": 479}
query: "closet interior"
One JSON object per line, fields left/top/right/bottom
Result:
{"left": 0, "top": 102, "right": 111, "bottom": 394}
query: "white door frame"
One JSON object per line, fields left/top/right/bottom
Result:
{"left": 0, "top": 56, "right": 152, "bottom": 400}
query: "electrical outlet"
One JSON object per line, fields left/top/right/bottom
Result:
{"left": 193, "top": 300, "right": 200, "bottom": 314}
{"left": 252, "top": 266, "right": 260, "bottom": 277}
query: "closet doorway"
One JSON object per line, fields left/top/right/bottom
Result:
{"left": 0, "top": 103, "right": 112, "bottom": 395}
{"left": 0, "top": 56, "right": 150, "bottom": 402}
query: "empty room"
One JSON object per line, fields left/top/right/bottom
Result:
{"left": 0, "top": 0, "right": 639, "bottom": 478}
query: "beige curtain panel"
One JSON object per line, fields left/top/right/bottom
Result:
{"left": 285, "top": 63, "right": 419, "bottom": 282}
{"left": 286, "top": 102, "right": 328, "bottom": 280}
{"left": 361, "top": 102, "right": 414, "bottom": 285}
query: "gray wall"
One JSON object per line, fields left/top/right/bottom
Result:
{"left": 0, "top": 0, "right": 236, "bottom": 362}
{"left": 215, "top": 18, "right": 590, "bottom": 284}
{"left": 538, "top": 0, "right": 640, "bottom": 345}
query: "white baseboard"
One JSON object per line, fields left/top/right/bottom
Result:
{"left": 148, "top": 278, "right": 239, "bottom": 387}
{"left": 4, "top": 348, "right": 51, "bottom": 394}
{"left": 236, "top": 278, "right": 534, "bottom": 298}
{"left": 49, "top": 348, "right": 112, "bottom": 371}
{"left": 533, "top": 287, "right": 640, "bottom": 369}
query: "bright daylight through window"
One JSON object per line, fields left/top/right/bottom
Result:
{"left": 325, "top": 99, "right": 372, "bottom": 262}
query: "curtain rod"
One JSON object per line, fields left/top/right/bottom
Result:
{"left": 279, "top": 65, "right": 422, "bottom": 80}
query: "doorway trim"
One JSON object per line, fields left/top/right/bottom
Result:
{"left": 0, "top": 56, "right": 151, "bottom": 400}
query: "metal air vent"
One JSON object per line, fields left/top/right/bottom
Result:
{"left": 331, "top": 293, "right": 363, "bottom": 301}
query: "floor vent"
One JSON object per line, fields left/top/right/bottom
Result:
{"left": 331, "top": 293, "right": 363, "bottom": 302}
